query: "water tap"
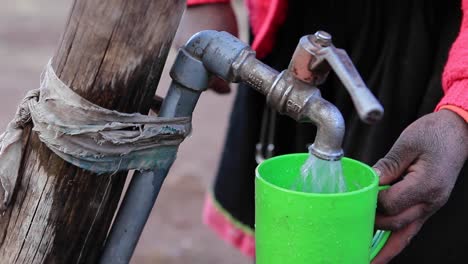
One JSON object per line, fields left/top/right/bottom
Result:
{"left": 168, "top": 30, "right": 384, "bottom": 161}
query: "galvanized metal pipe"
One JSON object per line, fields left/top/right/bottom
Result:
{"left": 100, "top": 53, "right": 209, "bottom": 263}
{"left": 99, "top": 163, "right": 174, "bottom": 264}
{"left": 99, "top": 82, "right": 203, "bottom": 264}
{"left": 101, "top": 29, "right": 383, "bottom": 263}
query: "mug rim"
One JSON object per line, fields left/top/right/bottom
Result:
{"left": 255, "top": 153, "right": 379, "bottom": 197}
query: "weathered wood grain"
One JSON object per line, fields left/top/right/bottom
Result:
{"left": 0, "top": 0, "right": 185, "bottom": 263}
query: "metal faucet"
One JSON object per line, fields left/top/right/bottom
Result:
{"left": 170, "top": 30, "right": 383, "bottom": 160}
{"left": 100, "top": 30, "right": 384, "bottom": 263}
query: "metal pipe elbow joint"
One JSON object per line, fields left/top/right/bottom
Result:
{"left": 182, "top": 30, "right": 252, "bottom": 82}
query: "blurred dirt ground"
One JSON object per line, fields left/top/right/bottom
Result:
{"left": 0, "top": 0, "right": 250, "bottom": 263}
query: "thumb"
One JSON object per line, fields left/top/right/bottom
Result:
{"left": 373, "top": 141, "right": 418, "bottom": 185}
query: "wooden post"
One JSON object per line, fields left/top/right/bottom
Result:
{"left": 0, "top": 0, "right": 185, "bottom": 263}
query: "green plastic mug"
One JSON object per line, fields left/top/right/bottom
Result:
{"left": 255, "top": 153, "right": 390, "bottom": 264}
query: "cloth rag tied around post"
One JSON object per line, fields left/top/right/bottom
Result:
{"left": 0, "top": 60, "right": 191, "bottom": 212}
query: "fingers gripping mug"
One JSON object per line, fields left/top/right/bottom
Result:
{"left": 255, "top": 153, "right": 390, "bottom": 264}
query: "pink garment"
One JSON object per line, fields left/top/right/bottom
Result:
{"left": 187, "top": 0, "right": 287, "bottom": 58}
{"left": 246, "top": 0, "right": 287, "bottom": 58}
{"left": 202, "top": 195, "right": 256, "bottom": 257}
{"left": 436, "top": 0, "right": 468, "bottom": 112}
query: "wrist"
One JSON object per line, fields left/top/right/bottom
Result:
{"left": 436, "top": 109, "right": 467, "bottom": 128}
{"left": 437, "top": 109, "right": 468, "bottom": 154}
{"left": 438, "top": 105, "right": 468, "bottom": 123}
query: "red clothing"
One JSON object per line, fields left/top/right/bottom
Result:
{"left": 188, "top": 0, "right": 468, "bottom": 116}
{"left": 187, "top": 0, "right": 287, "bottom": 58}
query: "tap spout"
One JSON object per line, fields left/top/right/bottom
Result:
{"left": 172, "top": 30, "right": 380, "bottom": 161}
{"left": 301, "top": 95, "right": 345, "bottom": 160}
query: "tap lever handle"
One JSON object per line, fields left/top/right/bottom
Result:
{"left": 322, "top": 47, "right": 384, "bottom": 124}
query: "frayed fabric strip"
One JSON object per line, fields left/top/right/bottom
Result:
{"left": 0, "top": 60, "right": 191, "bottom": 211}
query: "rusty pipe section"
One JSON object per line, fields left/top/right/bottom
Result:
{"left": 175, "top": 30, "right": 383, "bottom": 160}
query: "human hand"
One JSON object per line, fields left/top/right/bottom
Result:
{"left": 174, "top": 3, "right": 238, "bottom": 94}
{"left": 371, "top": 109, "right": 468, "bottom": 264}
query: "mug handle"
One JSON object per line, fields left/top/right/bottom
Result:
{"left": 370, "top": 185, "right": 392, "bottom": 260}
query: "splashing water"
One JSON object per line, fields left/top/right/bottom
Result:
{"left": 292, "top": 151, "right": 347, "bottom": 194}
